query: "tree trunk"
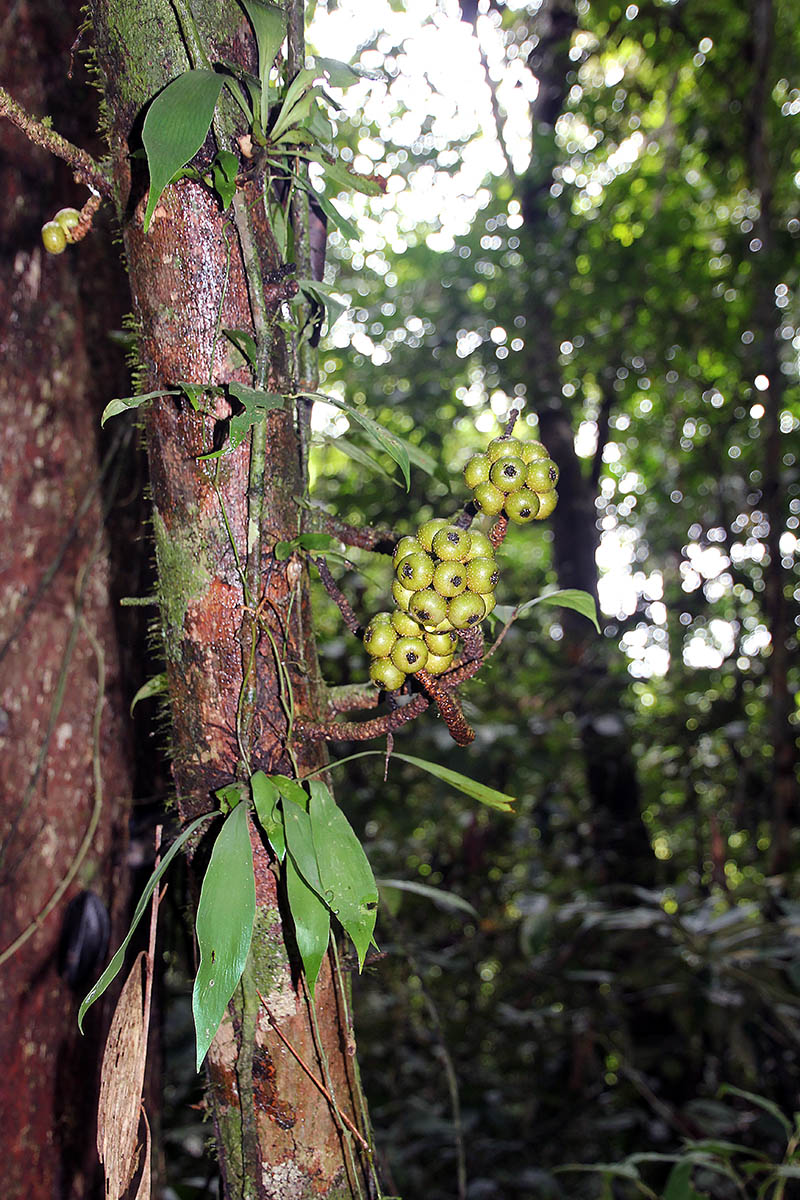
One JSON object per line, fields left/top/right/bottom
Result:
{"left": 89, "top": 1, "right": 371, "bottom": 1194}
{"left": 0, "top": 2, "right": 134, "bottom": 1196}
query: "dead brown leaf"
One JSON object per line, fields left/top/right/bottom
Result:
{"left": 97, "top": 951, "right": 148, "bottom": 1199}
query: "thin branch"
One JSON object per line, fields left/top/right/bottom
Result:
{"left": 314, "top": 557, "right": 362, "bottom": 636}
{"left": 0, "top": 86, "right": 113, "bottom": 197}
{"left": 305, "top": 510, "right": 398, "bottom": 554}
{"left": 295, "top": 694, "right": 430, "bottom": 743}
{"left": 326, "top": 684, "right": 381, "bottom": 716}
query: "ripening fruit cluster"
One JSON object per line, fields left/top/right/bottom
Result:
{"left": 41, "top": 208, "right": 82, "bottom": 255}
{"left": 363, "top": 518, "right": 500, "bottom": 691}
{"left": 464, "top": 435, "right": 559, "bottom": 524}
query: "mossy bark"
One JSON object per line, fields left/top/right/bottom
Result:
{"left": 89, "top": 1, "right": 371, "bottom": 1195}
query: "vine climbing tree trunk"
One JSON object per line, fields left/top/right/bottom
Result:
{"left": 89, "top": 0, "right": 372, "bottom": 1195}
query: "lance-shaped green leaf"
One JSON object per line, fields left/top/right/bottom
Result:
{"left": 192, "top": 802, "right": 255, "bottom": 1070}
{"left": 493, "top": 588, "right": 600, "bottom": 634}
{"left": 270, "top": 67, "right": 320, "bottom": 141}
{"left": 314, "top": 156, "right": 384, "bottom": 197}
{"left": 274, "top": 533, "right": 342, "bottom": 561}
{"left": 129, "top": 672, "right": 167, "bottom": 716}
{"left": 318, "top": 434, "right": 401, "bottom": 487}
{"left": 239, "top": 0, "right": 287, "bottom": 132}
{"left": 79, "top": 812, "right": 216, "bottom": 1030}
{"left": 308, "top": 780, "right": 378, "bottom": 969}
{"left": 142, "top": 70, "right": 224, "bottom": 232}
{"left": 299, "top": 390, "right": 410, "bottom": 488}
{"left": 251, "top": 771, "right": 285, "bottom": 861}
{"left": 101, "top": 390, "right": 179, "bottom": 426}
{"left": 285, "top": 853, "right": 329, "bottom": 996}
{"left": 390, "top": 754, "right": 516, "bottom": 812}
{"left": 222, "top": 327, "right": 258, "bottom": 369}
{"left": 278, "top": 780, "right": 323, "bottom": 894}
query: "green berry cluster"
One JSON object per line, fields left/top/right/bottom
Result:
{"left": 464, "top": 436, "right": 559, "bottom": 524}
{"left": 363, "top": 518, "right": 500, "bottom": 691}
{"left": 41, "top": 208, "right": 82, "bottom": 256}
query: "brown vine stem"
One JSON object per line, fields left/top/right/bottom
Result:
{"left": 314, "top": 557, "right": 362, "bottom": 636}
{"left": 295, "top": 694, "right": 430, "bottom": 743}
{"left": 0, "top": 86, "right": 113, "bottom": 197}
{"left": 416, "top": 671, "right": 475, "bottom": 746}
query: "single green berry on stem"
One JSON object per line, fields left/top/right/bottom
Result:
{"left": 391, "top": 610, "right": 423, "bottom": 637}
{"left": 363, "top": 619, "right": 398, "bottom": 658}
{"left": 369, "top": 657, "right": 407, "bottom": 691}
{"left": 423, "top": 651, "right": 455, "bottom": 676}
{"left": 525, "top": 458, "right": 559, "bottom": 492}
{"left": 416, "top": 518, "right": 449, "bottom": 552}
{"left": 432, "top": 560, "right": 468, "bottom": 598}
{"left": 431, "top": 525, "right": 472, "bottom": 562}
{"left": 409, "top": 588, "right": 448, "bottom": 628}
{"left": 396, "top": 550, "right": 435, "bottom": 591}
{"left": 392, "top": 579, "right": 415, "bottom": 611}
{"left": 464, "top": 529, "right": 495, "bottom": 560}
{"left": 465, "top": 556, "right": 500, "bottom": 593}
{"left": 464, "top": 454, "right": 491, "bottom": 489}
{"left": 41, "top": 221, "right": 67, "bottom": 254}
{"left": 54, "top": 207, "right": 81, "bottom": 234}
{"left": 533, "top": 489, "right": 558, "bottom": 519}
{"left": 447, "top": 591, "right": 486, "bottom": 629}
{"left": 487, "top": 436, "right": 523, "bottom": 462}
{"left": 504, "top": 488, "right": 540, "bottom": 524}
{"left": 472, "top": 481, "right": 506, "bottom": 516}
{"left": 520, "top": 440, "right": 548, "bottom": 463}
{"left": 393, "top": 535, "right": 422, "bottom": 565}
{"left": 391, "top": 636, "right": 428, "bottom": 674}
{"left": 424, "top": 629, "right": 458, "bottom": 655}
{"left": 489, "top": 456, "right": 526, "bottom": 494}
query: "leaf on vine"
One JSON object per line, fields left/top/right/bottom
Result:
{"left": 315, "top": 156, "right": 384, "bottom": 197}
{"left": 274, "top": 533, "right": 342, "bottom": 561}
{"left": 198, "top": 385, "right": 284, "bottom": 460}
{"left": 313, "top": 55, "right": 383, "bottom": 86}
{"left": 493, "top": 588, "right": 601, "bottom": 634}
{"left": 211, "top": 149, "right": 239, "bottom": 210}
{"left": 129, "top": 673, "right": 167, "bottom": 716}
{"left": 79, "top": 813, "right": 216, "bottom": 1030}
{"left": 308, "top": 781, "right": 378, "bottom": 969}
{"left": 192, "top": 801, "right": 255, "bottom": 1071}
{"left": 101, "top": 390, "right": 178, "bottom": 427}
{"left": 318, "top": 434, "right": 401, "bottom": 486}
{"left": 222, "top": 327, "right": 258, "bottom": 368}
{"left": 297, "top": 278, "right": 349, "bottom": 331}
{"left": 239, "top": 0, "right": 287, "bottom": 132}
{"left": 251, "top": 771, "right": 285, "bottom": 861}
{"left": 301, "top": 391, "right": 410, "bottom": 488}
{"left": 285, "top": 853, "right": 329, "bottom": 996}
{"left": 270, "top": 67, "right": 320, "bottom": 142}
{"left": 389, "top": 753, "right": 516, "bottom": 812}
{"left": 142, "top": 70, "right": 224, "bottom": 233}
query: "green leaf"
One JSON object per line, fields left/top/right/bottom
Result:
{"left": 216, "top": 782, "right": 246, "bottom": 813}
{"left": 297, "top": 279, "right": 349, "bottom": 331}
{"left": 270, "top": 67, "right": 320, "bottom": 141}
{"left": 222, "top": 327, "right": 258, "bottom": 368}
{"left": 285, "top": 852, "right": 330, "bottom": 996}
{"left": 376, "top": 878, "right": 478, "bottom": 918}
{"left": 274, "top": 533, "right": 342, "bottom": 561}
{"left": 101, "top": 390, "right": 178, "bottom": 426}
{"left": 301, "top": 391, "right": 410, "bottom": 488}
{"left": 192, "top": 801, "right": 255, "bottom": 1070}
{"left": 308, "top": 780, "right": 378, "bottom": 969}
{"left": 198, "top": 385, "right": 284, "bottom": 460}
{"left": 717, "top": 1086, "right": 793, "bottom": 1137}
{"left": 319, "top": 434, "right": 401, "bottom": 486}
{"left": 129, "top": 672, "right": 167, "bottom": 716}
{"left": 78, "top": 812, "right": 215, "bottom": 1030}
{"left": 211, "top": 149, "right": 239, "bottom": 210}
{"left": 250, "top": 771, "right": 285, "bottom": 860}
{"left": 313, "top": 55, "right": 382, "bottom": 86}
{"left": 390, "top": 753, "right": 516, "bottom": 812}
{"left": 239, "top": 0, "right": 287, "bottom": 132}
{"left": 493, "top": 588, "right": 601, "bottom": 634}
{"left": 317, "top": 156, "right": 383, "bottom": 197}
{"left": 142, "top": 70, "right": 224, "bottom": 233}
{"left": 310, "top": 188, "right": 360, "bottom": 243}
{"left": 176, "top": 380, "right": 219, "bottom": 411}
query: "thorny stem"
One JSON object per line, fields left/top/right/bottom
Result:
{"left": 0, "top": 85, "right": 113, "bottom": 196}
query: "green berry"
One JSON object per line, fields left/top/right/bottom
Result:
{"left": 464, "top": 454, "right": 491, "bottom": 489}
{"left": 391, "top": 636, "right": 428, "bottom": 674}
{"left": 432, "top": 560, "right": 467, "bottom": 598}
{"left": 533, "top": 489, "right": 558, "bottom": 519}
{"left": 431, "top": 525, "right": 472, "bottom": 562}
{"left": 447, "top": 592, "right": 486, "bottom": 629}
{"left": 487, "top": 436, "right": 523, "bottom": 462}
{"left": 424, "top": 629, "right": 458, "bottom": 655}
{"left": 472, "top": 481, "right": 506, "bottom": 516}
{"left": 520, "top": 440, "right": 548, "bottom": 463}
{"left": 409, "top": 588, "right": 449, "bottom": 628}
{"left": 396, "top": 550, "right": 435, "bottom": 591}
{"left": 423, "top": 651, "right": 455, "bottom": 676}
{"left": 41, "top": 221, "right": 67, "bottom": 254}
{"left": 416, "top": 518, "right": 449, "bottom": 552}
{"left": 489, "top": 456, "right": 526, "bottom": 494}
{"left": 391, "top": 610, "right": 423, "bottom": 637}
{"left": 369, "top": 658, "right": 407, "bottom": 691}
{"left": 481, "top": 591, "right": 497, "bottom": 617}
{"left": 430, "top": 616, "right": 456, "bottom": 633}
{"left": 54, "top": 207, "right": 81, "bottom": 234}
{"left": 504, "top": 488, "right": 540, "bottom": 524}
{"left": 393, "top": 535, "right": 422, "bottom": 565}
{"left": 372, "top": 610, "right": 393, "bottom": 622}
{"left": 465, "top": 556, "right": 500, "bottom": 593}
{"left": 464, "top": 530, "right": 495, "bottom": 560}
{"left": 363, "top": 620, "right": 398, "bottom": 657}
{"left": 525, "top": 458, "right": 559, "bottom": 492}
{"left": 392, "top": 580, "right": 415, "bottom": 611}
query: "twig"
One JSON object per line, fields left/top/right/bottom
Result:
{"left": 0, "top": 86, "right": 113, "bottom": 197}
{"left": 326, "top": 684, "right": 381, "bottom": 716}
{"left": 295, "top": 694, "right": 430, "bottom": 743}
{"left": 503, "top": 407, "right": 521, "bottom": 437}
{"left": 416, "top": 672, "right": 475, "bottom": 746}
{"left": 314, "top": 557, "right": 362, "bottom": 636}
{"left": 305, "top": 510, "right": 398, "bottom": 555}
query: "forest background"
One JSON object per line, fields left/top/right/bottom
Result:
{"left": 1, "top": 0, "right": 799, "bottom": 1197}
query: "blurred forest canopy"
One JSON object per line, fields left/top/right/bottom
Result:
{"left": 287, "top": 0, "right": 800, "bottom": 1195}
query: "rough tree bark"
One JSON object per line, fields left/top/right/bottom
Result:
{"left": 88, "top": 0, "right": 372, "bottom": 1195}
{"left": 0, "top": 2, "right": 134, "bottom": 1196}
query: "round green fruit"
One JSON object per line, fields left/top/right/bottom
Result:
{"left": 429, "top": 616, "right": 456, "bottom": 633}
{"left": 525, "top": 458, "right": 559, "bottom": 492}
{"left": 54, "top": 207, "right": 81, "bottom": 234}
{"left": 533, "top": 489, "right": 558, "bottom": 519}
{"left": 424, "top": 629, "right": 458, "bottom": 655}
{"left": 432, "top": 560, "right": 467, "bottom": 598}
{"left": 464, "top": 454, "right": 491, "bottom": 489}
{"left": 416, "top": 518, "right": 448, "bottom": 552}
{"left": 431, "top": 525, "right": 472, "bottom": 562}
{"left": 41, "top": 221, "right": 67, "bottom": 254}
{"left": 447, "top": 592, "right": 486, "bottom": 629}
{"left": 464, "top": 530, "right": 495, "bottom": 560}
{"left": 396, "top": 550, "right": 435, "bottom": 591}
{"left": 487, "top": 436, "right": 523, "bottom": 462}
{"left": 472, "top": 481, "right": 506, "bottom": 516}
{"left": 489, "top": 456, "right": 526, "bottom": 494}
{"left": 391, "top": 636, "right": 428, "bottom": 674}
{"left": 481, "top": 591, "right": 496, "bottom": 617}
{"left": 423, "top": 651, "right": 455, "bottom": 676}
{"left": 520, "top": 440, "right": 548, "bottom": 463}
{"left": 391, "top": 610, "right": 423, "bottom": 637}
{"left": 393, "top": 535, "right": 422, "bottom": 565}
{"left": 504, "top": 488, "right": 540, "bottom": 524}
{"left": 363, "top": 620, "right": 398, "bottom": 657}
{"left": 409, "top": 588, "right": 448, "bottom": 628}
{"left": 392, "top": 580, "right": 415, "bottom": 611}
{"left": 465, "top": 556, "right": 500, "bottom": 593}
{"left": 369, "top": 657, "right": 407, "bottom": 690}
